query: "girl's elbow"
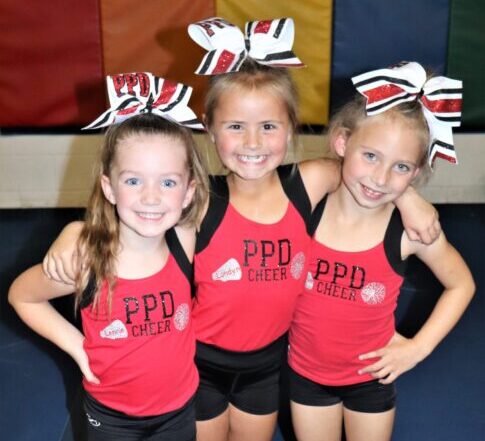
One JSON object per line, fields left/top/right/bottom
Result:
{"left": 7, "top": 283, "right": 20, "bottom": 309}
{"left": 459, "top": 274, "right": 476, "bottom": 307}
{"left": 8, "top": 274, "right": 30, "bottom": 308}
{"left": 468, "top": 277, "right": 476, "bottom": 300}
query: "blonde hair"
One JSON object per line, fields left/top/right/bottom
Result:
{"left": 327, "top": 94, "right": 432, "bottom": 184}
{"left": 75, "top": 114, "right": 209, "bottom": 311}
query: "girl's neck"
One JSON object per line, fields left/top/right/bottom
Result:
{"left": 226, "top": 170, "right": 288, "bottom": 224}
{"left": 333, "top": 182, "right": 392, "bottom": 222}
{"left": 226, "top": 170, "right": 280, "bottom": 196}
{"left": 315, "top": 185, "right": 394, "bottom": 252}
{"left": 116, "top": 230, "right": 169, "bottom": 279}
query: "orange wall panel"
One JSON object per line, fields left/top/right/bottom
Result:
{"left": 100, "top": 0, "right": 215, "bottom": 116}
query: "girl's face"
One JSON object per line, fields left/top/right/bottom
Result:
{"left": 335, "top": 114, "right": 422, "bottom": 210}
{"left": 101, "top": 133, "right": 195, "bottom": 244}
{"left": 209, "top": 86, "right": 291, "bottom": 182}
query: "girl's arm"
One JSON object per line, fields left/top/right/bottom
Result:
{"left": 298, "top": 158, "right": 341, "bottom": 209}
{"left": 394, "top": 186, "right": 441, "bottom": 244}
{"left": 8, "top": 264, "right": 99, "bottom": 384}
{"left": 42, "top": 221, "right": 84, "bottom": 284}
{"left": 44, "top": 221, "right": 199, "bottom": 281}
{"left": 359, "top": 233, "right": 475, "bottom": 384}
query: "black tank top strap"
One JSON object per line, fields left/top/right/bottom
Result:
{"left": 165, "top": 227, "right": 193, "bottom": 283}
{"left": 308, "top": 195, "right": 328, "bottom": 237}
{"left": 79, "top": 273, "right": 96, "bottom": 309}
{"left": 196, "top": 174, "right": 230, "bottom": 254}
{"left": 383, "top": 208, "right": 407, "bottom": 276}
{"left": 277, "top": 164, "right": 312, "bottom": 233}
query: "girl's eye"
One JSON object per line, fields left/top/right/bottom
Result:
{"left": 228, "top": 124, "right": 242, "bottom": 130}
{"left": 125, "top": 177, "right": 140, "bottom": 186}
{"left": 363, "top": 152, "right": 376, "bottom": 161}
{"left": 396, "top": 163, "right": 411, "bottom": 173}
{"left": 263, "top": 123, "right": 276, "bottom": 130}
{"left": 161, "top": 179, "right": 176, "bottom": 188}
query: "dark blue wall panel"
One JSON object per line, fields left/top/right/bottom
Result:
{"left": 331, "top": 0, "right": 451, "bottom": 113}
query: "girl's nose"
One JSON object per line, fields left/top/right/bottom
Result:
{"left": 371, "top": 165, "right": 390, "bottom": 187}
{"left": 141, "top": 184, "right": 162, "bottom": 205}
{"left": 244, "top": 129, "right": 260, "bottom": 150}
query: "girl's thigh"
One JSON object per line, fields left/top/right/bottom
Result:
{"left": 196, "top": 409, "right": 230, "bottom": 441}
{"left": 343, "top": 407, "right": 395, "bottom": 441}
{"left": 290, "top": 401, "right": 343, "bottom": 441}
{"left": 228, "top": 404, "right": 278, "bottom": 441}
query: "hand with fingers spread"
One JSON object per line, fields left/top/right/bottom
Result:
{"left": 358, "top": 332, "right": 426, "bottom": 384}
{"left": 42, "top": 221, "right": 84, "bottom": 284}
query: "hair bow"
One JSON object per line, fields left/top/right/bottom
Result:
{"left": 187, "top": 17, "right": 304, "bottom": 75}
{"left": 83, "top": 72, "right": 203, "bottom": 130}
{"left": 351, "top": 61, "right": 462, "bottom": 166}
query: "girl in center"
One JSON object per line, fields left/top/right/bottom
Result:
{"left": 42, "top": 19, "right": 440, "bottom": 441}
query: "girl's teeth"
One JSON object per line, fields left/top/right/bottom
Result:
{"left": 238, "top": 155, "right": 266, "bottom": 163}
{"left": 363, "top": 185, "right": 383, "bottom": 197}
{"left": 138, "top": 212, "right": 162, "bottom": 219}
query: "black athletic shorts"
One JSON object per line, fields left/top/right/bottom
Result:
{"left": 289, "top": 367, "right": 396, "bottom": 413}
{"left": 82, "top": 391, "right": 196, "bottom": 441}
{"left": 195, "top": 334, "right": 287, "bottom": 420}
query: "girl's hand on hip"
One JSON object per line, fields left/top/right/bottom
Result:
{"left": 358, "top": 332, "right": 425, "bottom": 384}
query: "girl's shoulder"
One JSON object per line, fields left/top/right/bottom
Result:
{"left": 297, "top": 158, "right": 341, "bottom": 209}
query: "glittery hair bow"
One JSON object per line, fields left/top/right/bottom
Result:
{"left": 351, "top": 61, "right": 462, "bottom": 166}
{"left": 187, "top": 17, "right": 304, "bottom": 75}
{"left": 83, "top": 72, "right": 203, "bottom": 130}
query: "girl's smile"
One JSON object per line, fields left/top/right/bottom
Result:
{"left": 101, "top": 133, "right": 195, "bottom": 245}
{"left": 335, "top": 114, "right": 422, "bottom": 210}
{"left": 210, "top": 87, "right": 291, "bottom": 182}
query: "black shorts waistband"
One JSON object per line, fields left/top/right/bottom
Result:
{"left": 196, "top": 333, "right": 287, "bottom": 373}
{"left": 83, "top": 389, "right": 195, "bottom": 420}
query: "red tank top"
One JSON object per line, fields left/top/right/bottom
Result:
{"left": 289, "top": 201, "right": 407, "bottom": 386}
{"left": 82, "top": 230, "right": 198, "bottom": 416}
{"left": 193, "top": 165, "right": 312, "bottom": 351}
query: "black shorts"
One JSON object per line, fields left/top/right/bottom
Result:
{"left": 195, "top": 335, "right": 287, "bottom": 420}
{"left": 82, "top": 391, "right": 196, "bottom": 441}
{"left": 289, "top": 367, "right": 396, "bottom": 413}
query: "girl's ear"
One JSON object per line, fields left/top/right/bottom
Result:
{"left": 287, "top": 129, "right": 293, "bottom": 144}
{"left": 333, "top": 132, "right": 348, "bottom": 158}
{"left": 411, "top": 167, "right": 421, "bottom": 181}
{"left": 182, "top": 180, "right": 197, "bottom": 209}
{"left": 202, "top": 114, "right": 215, "bottom": 143}
{"left": 101, "top": 174, "right": 116, "bottom": 205}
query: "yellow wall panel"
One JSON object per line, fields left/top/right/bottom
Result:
{"left": 216, "top": 0, "right": 332, "bottom": 125}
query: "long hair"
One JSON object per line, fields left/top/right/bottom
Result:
{"left": 75, "top": 114, "right": 209, "bottom": 311}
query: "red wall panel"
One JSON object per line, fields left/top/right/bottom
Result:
{"left": 0, "top": 0, "right": 105, "bottom": 127}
